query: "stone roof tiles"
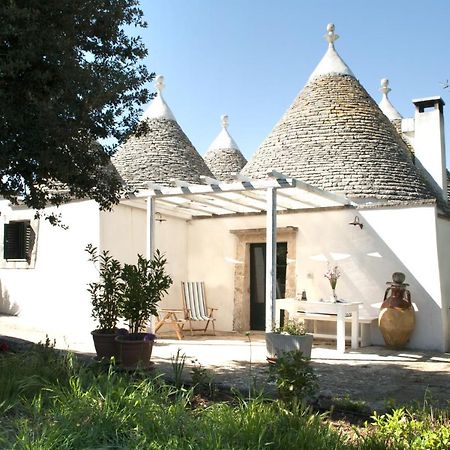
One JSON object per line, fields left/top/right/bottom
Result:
{"left": 112, "top": 117, "right": 213, "bottom": 190}
{"left": 204, "top": 115, "right": 247, "bottom": 181}
{"left": 241, "top": 74, "right": 436, "bottom": 203}
{"left": 112, "top": 75, "right": 213, "bottom": 190}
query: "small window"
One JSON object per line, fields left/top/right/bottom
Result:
{"left": 3, "top": 221, "right": 35, "bottom": 262}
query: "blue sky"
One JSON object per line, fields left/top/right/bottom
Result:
{"left": 137, "top": 0, "right": 450, "bottom": 166}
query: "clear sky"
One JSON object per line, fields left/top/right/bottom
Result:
{"left": 136, "top": 0, "right": 450, "bottom": 167}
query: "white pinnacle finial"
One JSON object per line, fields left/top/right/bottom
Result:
{"left": 378, "top": 78, "right": 402, "bottom": 120}
{"left": 308, "top": 23, "right": 353, "bottom": 82}
{"left": 325, "top": 23, "right": 339, "bottom": 46}
{"left": 206, "top": 114, "right": 239, "bottom": 152}
{"left": 221, "top": 114, "right": 229, "bottom": 129}
{"left": 141, "top": 74, "right": 176, "bottom": 121}
{"left": 155, "top": 75, "right": 165, "bottom": 92}
{"left": 380, "top": 78, "right": 391, "bottom": 95}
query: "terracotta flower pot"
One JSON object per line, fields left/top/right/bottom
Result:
{"left": 91, "top": 329, "right": 118, "bottom": 360}
{"left": 115, "top": 333, "right": 154, "bottom": 369}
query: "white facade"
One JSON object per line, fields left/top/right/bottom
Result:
{"left": 0, "top": 195, "right": 448, "bottom": 351}
{"left": 0, "top": 200, "right": 101, "bottom": 342}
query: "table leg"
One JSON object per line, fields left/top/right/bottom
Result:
{"left": 336, "top": 307, "right": 345, "bottom": 352}
{"left": 351, "top": 309, "right": 359, "bottom": 349}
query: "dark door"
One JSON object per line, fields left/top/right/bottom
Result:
{"left": 250, "top": 242, "right": 288, "bottom": 330}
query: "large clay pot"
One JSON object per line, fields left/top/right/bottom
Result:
{"left": 115, "top": 333, "right": 154, "bottom": 369}
{"left": 379, "top": 276, "right": 415, "bottom": 349}
{"left": 91, "top": 329, "right": 118, "bottom": 360}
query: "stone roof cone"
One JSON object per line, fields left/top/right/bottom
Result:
{"left": 242, "top": 24, "right": 435, "bottom": 203}
{"left": 204, "top": 115, "right": 247, "bottom": 181}
{"left": 113, "top": 75, "right": 213, "bottom": 190}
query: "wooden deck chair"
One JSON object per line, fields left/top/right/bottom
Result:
{"left": 181, "top": 281, "right": 217, "bottom": 335}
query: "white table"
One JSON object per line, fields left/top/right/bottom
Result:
{"left": 276, "top": 298, "right": 362, "bottom": 352}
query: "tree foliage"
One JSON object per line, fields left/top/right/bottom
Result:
{"left": 0, "top": 0, "right": 154, "bottom": 214}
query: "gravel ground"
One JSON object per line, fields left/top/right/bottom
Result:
{"left": 1, "top": 320, "right": 449, "bottom": 414}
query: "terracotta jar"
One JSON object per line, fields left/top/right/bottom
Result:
{"left": 378, "top": 273, "right": 415, "bottom": 348}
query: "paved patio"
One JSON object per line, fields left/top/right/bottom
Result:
{"left": 1, "top": 314, "right": 449, "bottom": 413}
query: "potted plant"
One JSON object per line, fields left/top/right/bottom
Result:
{"left": 116, "top": 250, "right": 172, "bottom": 369}
{"left": 266, "top": 319, "right": 313, "bottom": 360}
{"left": 86, "top": 244, "right": 124, "bottom": 360}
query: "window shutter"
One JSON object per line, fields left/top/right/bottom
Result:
{"left": 3, "top": 222, "right": 32, "bottom": 260}
{"left": 25, "top": 224, "right": 35, "bottom": 262}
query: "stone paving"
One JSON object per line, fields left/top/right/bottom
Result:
{"left": 1, "top": 315, "right": 449, "bottom": 413}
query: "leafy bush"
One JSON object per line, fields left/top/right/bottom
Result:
{"left": 359, "top": 407, "right": 450, "bottom": 450}
{"left": 121, "top": 250, "right": 172, "bottom": 334}
{"left": 268, "top": 350, "right": 318, "bottom": 401}
{"left": 86, "top": 244, "right": 123, "bottom": 332}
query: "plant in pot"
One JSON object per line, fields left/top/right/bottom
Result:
{"left": 116, "top": 250, "right": 172, "bottom": 369}
{"left": 86, "top": 244, "right": 125, "bottom": 360}
{"left": 266, "top": 319, "right": 313, "bottom": 361}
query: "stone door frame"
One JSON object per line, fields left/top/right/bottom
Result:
{"left": 230, "top": 227, "right": 298, "bottom": 331}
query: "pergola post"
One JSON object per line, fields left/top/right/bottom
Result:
{"left": 265, "top": 187, "right": 277, "bottom": 333}
{"left": 146, "top": 195, "right": 156, "bottom": 261}
{"left": 146, "top": 195, "right": 156, "bottom": 332}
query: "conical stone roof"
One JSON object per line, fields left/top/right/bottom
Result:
{"left": 242, "top": 25, "right": 436, "bottom": 204}
{"left": 113, "top": 75, "right": 213, "bottom": 190}
{"left": 204, "top": 115, "right": 247, "bottom": 181}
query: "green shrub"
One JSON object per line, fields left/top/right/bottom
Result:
{"left": 359, "top": 406, "right": 450, "bottom": 450}
{"left": 268, "top": 350, "right": 318, "bottom": 401}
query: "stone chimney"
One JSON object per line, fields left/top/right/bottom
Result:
{"left": 403, "top": 97, "right": 447, "bottom": 201}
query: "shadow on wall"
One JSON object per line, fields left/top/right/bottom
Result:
{"left": 0, "top": 279, "right": 20, "bottom": 315}
{"left": 303, "top": 210, "right": 443, "bottom": 350}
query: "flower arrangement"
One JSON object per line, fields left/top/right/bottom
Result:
{"left": 324, "top": 264, "right": 341, "bottom": 289}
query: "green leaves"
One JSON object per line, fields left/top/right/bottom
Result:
{"left": 86, "top": 245, "right": 173, "bottom": 334}
{"left": 0, "top": 0, "right": 154, "bottom": 214}
{"left": 121, "top": 250, "right": 173, "bottom": 334}
{"left": 268, "top": 351, "right": 318, "bottom": 401}
{"left": 86, "top": 244, "right": 123, "bottom": 331}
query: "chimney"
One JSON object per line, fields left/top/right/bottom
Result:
{"left": 409, "top": 96, "right": 447, "bottom": 200}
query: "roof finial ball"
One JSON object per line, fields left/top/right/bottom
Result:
{"left": 221, "top": 114, "right": 229, "bottom": 129}
{"left": 155, "top": 75, "right": 165, "bottom": 93}
{"left": 325, "top": 23, "right": 339, "bottom": 46}
{"left": 380, "top": 78, "right": 391, "bottom": 96}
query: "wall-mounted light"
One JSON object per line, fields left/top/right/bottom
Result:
{"left": 155, "top": 212, "right": 166, "bottom": 223}
{"left": 349, "top": 216, "right": 363, "bottom": 229}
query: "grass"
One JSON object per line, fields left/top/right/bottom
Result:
{"left": 0, "top": 342, "right": 449, "bottom": 449}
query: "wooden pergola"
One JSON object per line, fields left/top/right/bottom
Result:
{"left": 127, "top": 171, "right": 355, "bottom": 332}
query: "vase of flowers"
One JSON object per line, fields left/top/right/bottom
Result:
{"left": 324, "top": 264, "right": 341, "bottom": 302}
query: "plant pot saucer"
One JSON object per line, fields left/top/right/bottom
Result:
{"left": 267, "top": 356, "right": 277, "bottom": 365}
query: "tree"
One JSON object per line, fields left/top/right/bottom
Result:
{"left": 0, "top": 0, "right": 154, "bottom": 217}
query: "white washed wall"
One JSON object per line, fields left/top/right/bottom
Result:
{"left": 100, "top": 204, "right": 188, "bottom": 311}
{"left": 185, "top": 204, "right": 446, "bottom": 350}
{"left": 436, "top": 216, "right": 450, "bottom": 351}
{"left": 0, "top": 200, "right": 101, "bottom": 343}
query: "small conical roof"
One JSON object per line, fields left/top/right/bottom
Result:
{"left": 113, "top": 75, "right": 213, "bottom": 189}
{"left": 204, "top": 115, "right": 247, "bottom": 181}
{"left": 378, "top": 79, "right": 402, "bottom": 120}
{"left": 242, "top": 24, "right": 436, "bottom": 204}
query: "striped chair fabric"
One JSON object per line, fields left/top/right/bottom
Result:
{"left": 182, "top": 281, "right": 216, "bottom": 335}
